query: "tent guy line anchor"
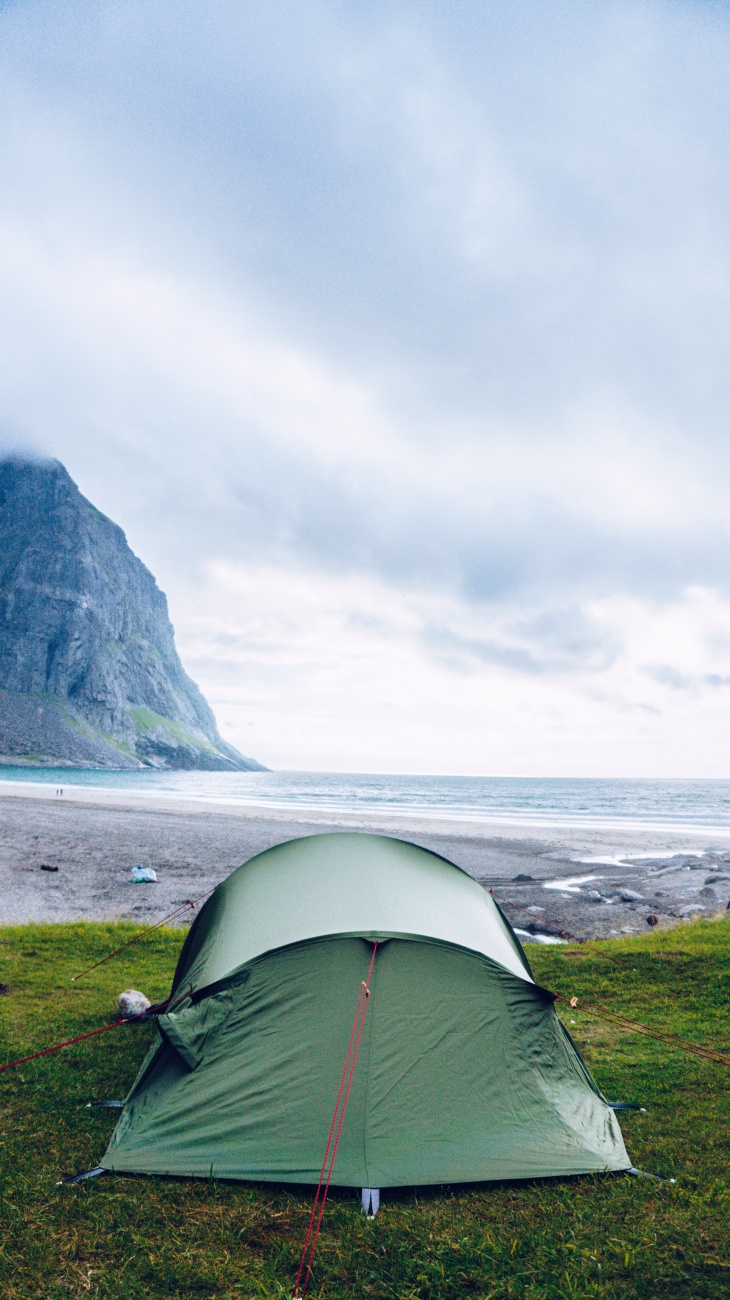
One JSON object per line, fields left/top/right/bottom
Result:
{"left": 293, "top": 942, "right": 379, "bottom": 1300}
{"left": 58, "top": 1166, "right": 107, "bottom": 1186}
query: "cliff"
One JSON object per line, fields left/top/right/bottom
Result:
{"left": 0, "top": 457, "right": 265, "bottom": 771}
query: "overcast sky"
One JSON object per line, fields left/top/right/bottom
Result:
{"left": 2, "top": 0, "right": 730, "bottom": 775}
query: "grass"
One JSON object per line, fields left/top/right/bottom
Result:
{"left": 128, "top": 709, "right": 215, "bottom": 751}
{"left": 0, "top": 919, "right": 728, "bottom": 1299}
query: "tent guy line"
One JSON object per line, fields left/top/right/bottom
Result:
{"left": 70, "top": 890, "right": 215, "bottom": 983}
{"left": 294, "top": 941, "right": 379, "bottom": 1299}
{"left": 3, "top": 989, "right": 725, "bottom": 1079}
{"left": 553, "top": 994, "right": 730, "bottom": 1068}
{"left": 1, "top": 969, "right": 727, "bottom": 1082}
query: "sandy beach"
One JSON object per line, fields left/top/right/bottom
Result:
{"left": 1, "top": 781, "right": 729, "bottom": 942}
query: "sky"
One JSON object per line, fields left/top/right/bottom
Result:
{"left": 2, "top": 0, "right": 730, "bottom": 776}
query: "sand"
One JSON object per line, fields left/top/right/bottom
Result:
{"left": 1, "top": 781, "right": 729, "bottom": 941}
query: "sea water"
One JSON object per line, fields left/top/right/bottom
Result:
{"left": 2, "top": 767, "right": 730, "bottom": 833}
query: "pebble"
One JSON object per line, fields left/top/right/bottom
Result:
{"left": 118, "top": 989, "right": 151, "bottom": 1018}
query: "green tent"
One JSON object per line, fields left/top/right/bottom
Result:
{"left": 103, "top": 832, "right": 630, "bottom": 1188}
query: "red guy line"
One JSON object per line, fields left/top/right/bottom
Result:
{"left": 293, "top": 942, "right": 378, "bottom": 1299}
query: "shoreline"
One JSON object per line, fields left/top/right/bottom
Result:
{"left": 4, "top": 776, "right": 730, "bottom": 843}
{"left": 0, "top": 783, "right": 728, "bottom": 939}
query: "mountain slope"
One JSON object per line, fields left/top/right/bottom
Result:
{"left": 0, "top": 457, "right": 264, "bottom": 770}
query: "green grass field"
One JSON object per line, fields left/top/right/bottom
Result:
{"left": 0, "top": 918, "right": 728, "bottom": 1299}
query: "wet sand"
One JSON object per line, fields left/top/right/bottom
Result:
{"left": 1, "top": 782, "right": 729, "bottom": 941}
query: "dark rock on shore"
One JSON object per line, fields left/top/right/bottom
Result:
{"left": 477, "top": 845, "right": 730, "bottom": 941}
{"left": 0, "top": 456, "right": 265, "bottom": 771}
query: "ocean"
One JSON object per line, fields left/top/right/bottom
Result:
{"left": 2, "top": 767, "right": 730, "bottom": 833}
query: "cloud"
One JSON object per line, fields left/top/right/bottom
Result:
{"left": 644, "top": 664, "right": 693, "bottom": 691}
{"left": 2, "top": 0, "right": 730, "bottom": 770}
{"left": 167, "top": 563, "right": 730, "bottom": 776}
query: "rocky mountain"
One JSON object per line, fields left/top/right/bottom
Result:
{"left": 0, "top": 456, "right": 264, "bottom": 770}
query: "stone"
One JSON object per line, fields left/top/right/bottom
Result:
{"left": 705, "top": 875, "right": 729, "bottom": 884}
{"left": 117, "top": 989, "right": 151, "bottom": 1018}
{"left": 0, "top": 457, "right": 266, "bottom": 771}
{"left": 526, "top": 905, "right": 544, "bottom": 913}
{"left": 513, "top": 874, "right": 534, "bottom": 882}
{"left": 620, "top": 889, "right": 644, "bottom": 902}
{"left": 678, "top": 904, "right": 705, "bottom": 917}
{"left": 698, "top": 887, "right": 717, "bottom": 900}
{"left": 586, "top": 889, "right": 604, "bottom": 901}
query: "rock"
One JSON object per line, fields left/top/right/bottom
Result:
{"left": 704, "top": 875, "right": 729, "bottom": 884}
{"left": 117, "top": 989, "right": 151, "bottom": 1018}
{"left": 513, "top": 874, "right": 534, "bottom": 882}
{"left": 698, "top": 887, "right": 717, "bottom": 900}
{"left": 130, "top": 865, "right": 157, "bottom": 883}
{"left": 646, "top": 914, "right": 659, "bottom": 927}
{"left": 586, "top": 890, "right": 604, "bottom": 902}
{"left": 0, "top": 456, "right": 266, "bottom": 771}
{"left": 40, "top": 863, "right": 58, "bottom": 872}
{"left": 678, "top": 904, "right": 705, "bottom": 917}
{"left": 620, "top": 889, "right": 644, "bottom": 902}
{"left": 526, "top": 905, "right": 544, "bottom": 913}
